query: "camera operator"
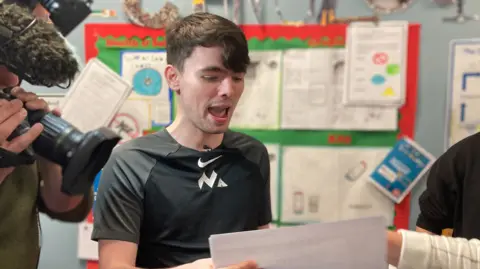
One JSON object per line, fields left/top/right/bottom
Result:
{"left": 0, "top": 4, "right": 93, "bottom": 269}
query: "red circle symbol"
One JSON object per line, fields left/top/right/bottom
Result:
{"left": 108, "top": 113, "right": 140, "bottom": 144}
{"left": 373, "top": 52, "right": 389, "bottom": 65}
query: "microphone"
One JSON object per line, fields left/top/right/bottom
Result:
{"left": 0, "top": 2, "right": 121, "bottom": 196}
{"left": 0, "top": 2, "right": 79, "bottom": 87}
{"left": 203, "top": 145, "right": 212, "bottom": 152}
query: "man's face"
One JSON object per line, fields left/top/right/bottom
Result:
{"left": 174, "top": 46, "right": 245, "bottom": 134}
{"left": 0, "top": 4, "right": 48, "bottom": 88}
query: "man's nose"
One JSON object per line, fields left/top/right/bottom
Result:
{"left": 218, "top": 77, "right": 234, "bottom": 97}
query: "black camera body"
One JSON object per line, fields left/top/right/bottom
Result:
{"left": 0, "top": 88, "right": 121, "bottom": 195}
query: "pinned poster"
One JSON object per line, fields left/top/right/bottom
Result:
{"left": 343, "top": 21, "right": 408, "bottom": 107}
{"left": 265, "top": 144, "right": 280, "bottom": 221}
{"left": 281, "top": 146, "right": 394, "bottom": 225}
{"left": 230, "top": 51, "right": 282, "bottom": 129}
{"left": 120, "top": 50, "right": 173, "bottom": 128}
{"left": 38, "top": 93, "right": 64, "bottom": 110}
{"left": 445, "top": 39, "right": 480, "bottom": 149}
{"left": 108, "top": 98, "right": 152, "bottom": 144}
{"left": 369, "top": 137, "right": 436, "bottom": 204}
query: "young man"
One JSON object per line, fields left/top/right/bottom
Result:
{"left": 92, "top": 12, "right": 271, "bottom": 269}
{"left": 0, "top": 2, "right": 93, "bottom": 269}
{"left": 415, "top": 133, "right": 480, "bottom": 239}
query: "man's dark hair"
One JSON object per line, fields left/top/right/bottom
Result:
{"left": 166, "top": 12, "right": 250, "bottom": 73}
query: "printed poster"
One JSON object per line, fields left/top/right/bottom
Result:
{"left": 369, "top": 137, "right": 436, "bottom": 204}
{"left": 120, "top": 50, "right": 173, "bottom": 127}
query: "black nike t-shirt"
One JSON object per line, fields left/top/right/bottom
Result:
{"left": 91, "top": 129, "right": 272, "bottom": 268}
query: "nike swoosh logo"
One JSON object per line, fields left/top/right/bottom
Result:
{"left": 198, "top": 155, "right": 222, "bottom": 168}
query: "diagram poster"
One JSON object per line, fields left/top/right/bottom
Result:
{"left": 369, "top": 137, "right": 436, "bottom": 204}
{"left": 281, "top": 146, "right": 395, "bottom": 225}
{"left": 84, "top": 23, "right": 420, "bottom": 234}
{"left": 446, "top": 39, "right": 480, "bottom": 149}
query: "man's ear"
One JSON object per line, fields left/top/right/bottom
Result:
{"left": 165, "top": 65, "right": 180, "bottom": 93}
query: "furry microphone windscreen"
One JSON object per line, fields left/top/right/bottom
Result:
{"left": 0, "top": 3, "right": 79, "bottom": 86}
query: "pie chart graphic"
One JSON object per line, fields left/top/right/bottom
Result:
{"left": 132, "top": 68, "right": 162, "bottom": 96}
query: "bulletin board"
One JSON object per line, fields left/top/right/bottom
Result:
{"left": 84, "top": 23, "right": 419, "bottom": 234}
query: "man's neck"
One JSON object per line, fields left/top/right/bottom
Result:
{"left": 166, "top": 117, "right": 224, "bottom": 152}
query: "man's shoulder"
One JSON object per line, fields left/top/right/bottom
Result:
{"left": 112, "top": 130, "right": 180, "bottom": 159}
{"left": 224, "top": 130, "right": 268, "bottom": 156}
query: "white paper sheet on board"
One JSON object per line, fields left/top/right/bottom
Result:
{"left": 446, "top": 39, "right": 480, "bottom": 149}
{"left": 280, "top": 146, "right": 395, "bottom": 225}
{"left": 60, "top": 58, "right": 133, "bottom": 133}
{"left": 38, "top": 93, "right": 64, "bottom": 110}
{"left": 108, "top": 98, "right": 152, "bottom": 144}
{"left": 77, "top": 221, "right": 98, "bottom": 260}
{"left": 121, "top": 51, "right": 172, "bottom": 127}
{"left": 280, "top": 48, "right": 398, "bottom": 131}
{"left": 265, "top": 144, "right": 280, "bottom": 221}
{"left": 230, "top": 51, "right": 282, "bottom": 129}
{"left": 343, "top": 21, "right": 408, "bottom": 107}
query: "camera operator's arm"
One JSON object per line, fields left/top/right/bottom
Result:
{"left": 11, "top": 87, "right": 91, "bottom": 220}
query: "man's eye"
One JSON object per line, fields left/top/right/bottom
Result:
{"left": 233, "top": 76, "right": 244, "bottom": 82}
{"left": 202, "top": 76, "right": 218, "bottom": 81}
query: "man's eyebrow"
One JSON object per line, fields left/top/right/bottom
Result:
{"left": 199, "top": 66, "right": 227, "bottom": 73}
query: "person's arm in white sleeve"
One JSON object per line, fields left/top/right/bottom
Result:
{"left": 387, "top": 230, "right": 480, "bottom": 269}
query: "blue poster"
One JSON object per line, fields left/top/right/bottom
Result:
{"left": 369, "top": 137, "right": 435, "bottom": 204}
{"left": 92, "top": 170, "right": 102, "bottom": 211}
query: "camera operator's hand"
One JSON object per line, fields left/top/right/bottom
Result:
{"left": 10, "top": 87, "right": 61, "bottom": 116}
{"left": 0, "top": 98, "right": 43, "bottom": 183}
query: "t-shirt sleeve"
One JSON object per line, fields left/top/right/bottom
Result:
{"left": 91, "top": 148, "right": 152, "bottom": 244}
{"left": 257, "top": 147, "right": 273, "bottom": 227}
{"left": 416, "top": 146, "right": 459, "bottom": 235}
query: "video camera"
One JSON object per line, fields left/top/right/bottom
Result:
{"left": 0, "top": 0, "right": 121, "bottom": 196}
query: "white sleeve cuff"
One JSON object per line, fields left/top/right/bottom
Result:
{"left": 397, "top": 229, "right": 431, "bottom": 269}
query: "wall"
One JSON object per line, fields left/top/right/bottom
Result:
{"left": 35, "top": 1, "right": 480, "bottom": 269}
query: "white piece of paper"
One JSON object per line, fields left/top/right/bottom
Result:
{"left": 120, "top": 51, "right": 172, "bottom": 127}
{"left": 330, "top": 49, "right": 398, "bottom": 130}
{"left": 281, "top": 146, "right": 394, "bottom": 225}
{"left": 265, "top": 144, "right": 280, "bottom": 221}
{"left": 107, "top": 98, "right": 152, "bottom": 144}
{"left": 230, "top": 51, "right": 281, "bottom": 129}
{"left": 60, "top": 58, "right": 133, "bottom": 133}
{"left": 446, "top": 39, "right": 480, "bottom": 149}
{"left": 209, "top": 216, "right": 387, "bottom": 269}
{"left": 281, "top": 49, "right": 332, "bottom": 130}
{"left": 77, "top": 221, "right": 98, "bottom": 260}
{"left": 343, "top": 21, "right": 408, "bottom": 107}
{"left": 38, "top": 93, "right": 64, "bottom": 110}
{"left": 281, "top": 48, "right": 398, "bottom": 131}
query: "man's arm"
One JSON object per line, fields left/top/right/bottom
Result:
{"left": 92, "top": 146, "right": 150, "bottom": 269}
{"left": 388, "top": 230, "right": 480, "bottom": 269}
{"left": 415, "top": 147, "right": 458, "bottom": 235}
{"left": 257, "top": 146, "right": 272, "bottom": 229}
{"left": 98, "top": 240, "right": 206, "bottom": 269}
